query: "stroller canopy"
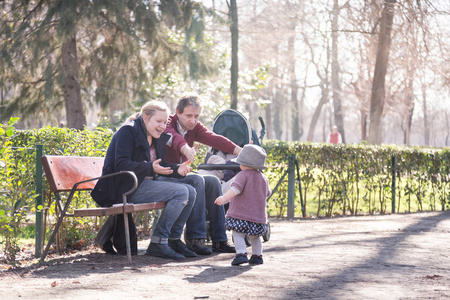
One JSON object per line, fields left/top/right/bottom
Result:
{"left": 212, "top": 109, "right": 255, "bottom": 147}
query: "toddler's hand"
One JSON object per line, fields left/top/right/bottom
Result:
{"left": 214, "top": 196, "right": 226, "bottom": 206}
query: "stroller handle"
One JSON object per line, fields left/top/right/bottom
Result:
{"left": 258, "top": 117, "right": 266, "bottom": 142}
{"left": 198, "top": 164, "right": 241, "bottom": 171}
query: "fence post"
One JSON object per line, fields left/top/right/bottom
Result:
{"left": 35, "top": 144, "right": 43, "bottom": 258}
{"left": 391, "top": 155, "right": 396, "bottom": 214}
{"left": 287, "top": 154, "right": 296, "bottom": 219}
{"left": 295, "top": 159, "right": 305, "bottom": 218}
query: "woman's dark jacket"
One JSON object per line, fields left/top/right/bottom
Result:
{"left": 91, "top": 116, "right": 182, "bottom": 207}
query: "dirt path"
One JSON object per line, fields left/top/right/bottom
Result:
{"left": 1, "top": 211, "right": 449, "bottom": 300}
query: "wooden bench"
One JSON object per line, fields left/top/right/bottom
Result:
{"left": 40, "top": 155, "right": 166, "bottom": 264}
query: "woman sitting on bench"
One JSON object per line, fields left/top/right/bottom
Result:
{"left": 92, "top": 100, "right": 198, "bottom": 260}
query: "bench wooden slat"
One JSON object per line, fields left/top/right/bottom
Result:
{"left": 74, "top": 202, "right": 166, "bottom": 217}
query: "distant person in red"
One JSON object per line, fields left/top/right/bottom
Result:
{"left": 329, "top": 125, "right": 342, "bottom": 144}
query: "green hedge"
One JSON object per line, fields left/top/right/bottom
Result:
{"left": 1, "top": 122, "right": 449, "bottom": 264}
{"left": 263, "top": 140, "right": 450, "bottom": 218}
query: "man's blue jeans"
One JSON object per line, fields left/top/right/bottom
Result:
{"left": 158, "top": 174, "right": 228, "bottom": 242}
{"left": 130, "top": 178, "right": 196, "bottom": 241}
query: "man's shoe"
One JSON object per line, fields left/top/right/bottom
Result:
{"left": 102, "top": 241, "right": 117, "bottom": 255}
{"left": 249, "top": 254, "right": 263, "bottom": 265}
{"left": 168, "top": 239, "right": 198, "bottom": 257}
{"left": 212, "top": 241, "right": 235, "bottom": 253}
{"left": 231, "top": 253, "right": 249, "bottom": 265}
{"left": 146, "top": 243, "right": 185, "bottom": 260}
{"left": 186, "top": 239, "right": 213, "bottom": 255}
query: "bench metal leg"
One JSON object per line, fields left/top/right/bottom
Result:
{"left": 123, "top": 213, "right": 132, "bottom": 263}
{"left": 40, "top": 196, "right": 73, "bottom": 263}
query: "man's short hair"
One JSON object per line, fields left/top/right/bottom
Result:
{"left": 176, "top": 93, "right": 202, "bottom": 114}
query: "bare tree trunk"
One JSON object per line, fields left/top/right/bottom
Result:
{"left": 288, "top": 28, "right": 301, "bottom": 141}
{"left": 265, "top": 102, "right": 272, "bottom": 140}
{"left": 273, "top": 89, "right": 283, "bottom": 140}
{"left": 264, "top": 63, "right": 276, "bottom": 140}
{"left": 62, "top": 36, "right": 86, "bottom": 129}
{"left": 331, "top": 0, "right": 345, "bottom": 143}
{"left": 367, "top": 0, "right": 396, "bottom": 144}
{"left": 307, "top": 77, "right": 329, "bottom": 142}
{"left": 361, "top": 112, "right": 368, "bottom": 141}
{"left": 403, "top": 14, "right": 418, "bottom": 146}
{"left": 403, "top": 77, "right": 415, "bottom": 145}
{"left": 422, "top": 84, "right": 430, "bottom": 145}
{"left": 229, "top": 0, "right": 238, "bottom": 110}
{"left": 351, "top": 81, "right": 369, "bottom": 142}
{"left": 446, "top": 112, "right": 450, "bottom": 147}
{"left": 303, "top": 28, "right": 330, "bottom": 142}
{"left": 299, "top": 80, "right": 306, "bottom": 141}
{"left": 0, "top": 88, "right": 4, "bottom": 123}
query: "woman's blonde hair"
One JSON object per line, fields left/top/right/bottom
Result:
{"left": 126, "top": 100, "right": 169, "bottom": 123}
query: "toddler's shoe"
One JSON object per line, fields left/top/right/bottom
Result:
{"left": 231, "top": 253, "right": 249, "bottom": 265}
{"left": 249, "top": 254, "right": 263, "bottom": 265}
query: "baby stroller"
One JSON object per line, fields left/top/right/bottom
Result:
{"left": 197, "top": 109, "right": 271, "bottom": 244}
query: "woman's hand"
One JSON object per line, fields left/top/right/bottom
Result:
{"left": 177, "top": 160, "right": 193, "bottom": 177}
{"left": 152, "top": 159, "right": 173, "bottom": 175}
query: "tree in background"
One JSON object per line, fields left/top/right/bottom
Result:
{"left": 331, "top": 0, "right": 345, "bottom": 143}
{"left": 1, "top": 0, "right": 449, "bottom": 146}
{"left": 0, "top": 0, "right": 214, "bottom": 129}
{"left": 367, "top": 0, "right": 396, "bottom": 144}
{"left": 228, "top": 0, "right": 239, "bottom": 110}
{"left": 233, "top": 0, "right": 448, "bottom": 145}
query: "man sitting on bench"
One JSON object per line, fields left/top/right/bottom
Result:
{"left": 163, "top": 93, "right": 240, "bottom": 254}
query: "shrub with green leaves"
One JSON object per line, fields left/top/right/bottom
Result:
{"left": 0, "top": 117, "right": 36, "bottom": 265}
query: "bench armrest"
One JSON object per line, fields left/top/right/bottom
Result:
{"left": 62, "top": 171, "right": 138, "bottom": 216}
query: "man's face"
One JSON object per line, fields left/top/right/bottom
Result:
{"left": 177, "top": 105, "right": 201, "bottom": 131}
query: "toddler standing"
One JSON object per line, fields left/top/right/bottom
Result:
{"left": 215, "top": 144, "right": 271, "bottom": 265}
